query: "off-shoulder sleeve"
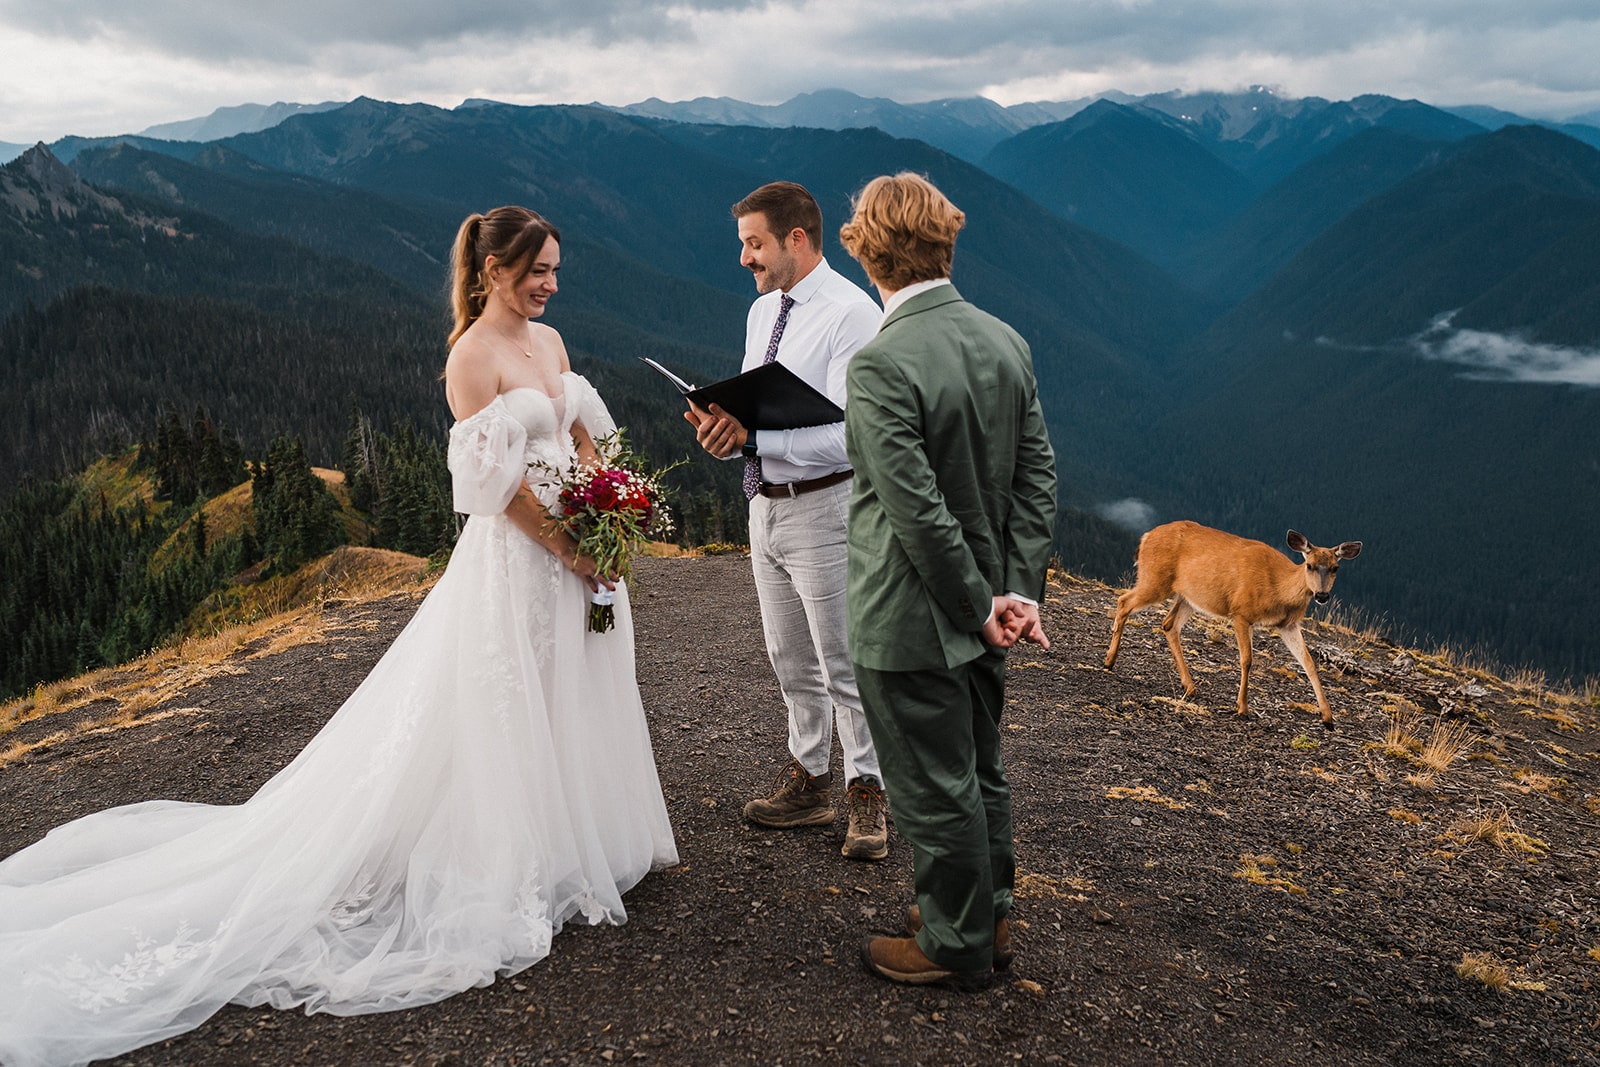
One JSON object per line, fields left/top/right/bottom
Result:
{"left": 565, "top": 373, "right": 618, "bottom": 439}
{"left": 447, "top": 398, "right": 528, "bottom": 515}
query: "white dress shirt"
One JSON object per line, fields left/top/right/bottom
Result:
{"left": 879, "top": 277, "right": 951, "bottom": 318}
{"left": 744, "top": 258, "right": 881, "bottom": 484}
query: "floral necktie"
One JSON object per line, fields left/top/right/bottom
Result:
{"left": 743, "top": 293, "right": 796, "bottom": 500}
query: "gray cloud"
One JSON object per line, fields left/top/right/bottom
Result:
{"left": 4, "top": 0, "right": 1600, "bottom": 141}
{"left": 0, "top": 0, "right": 752, "bottom": 61}
{"left": 1412, "top": 312, "right": 1600, "bottom": 387}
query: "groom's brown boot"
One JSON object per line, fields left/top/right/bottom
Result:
{"left": 905, "top": 904, "right": 1015, "bottom": 970}
{"left": 861, "top": 936, "right": 993, "bottom": 991}
{"left": 743, "top": 760, "right": 835, "bottom": 828}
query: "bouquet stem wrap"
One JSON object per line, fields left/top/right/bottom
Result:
{"left": 587, "top": 587, "right": 616, "bottom": 633}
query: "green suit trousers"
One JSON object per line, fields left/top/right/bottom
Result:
{"left": 855, "top": 648, "right": 1013, "bottom": 973}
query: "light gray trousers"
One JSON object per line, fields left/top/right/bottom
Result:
{"left": 748, "top": 479, "right": 880, "bottom": 783}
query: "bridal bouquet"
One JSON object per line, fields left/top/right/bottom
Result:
{"left": 549, "top": 432, "right": 678, "bottom": 632}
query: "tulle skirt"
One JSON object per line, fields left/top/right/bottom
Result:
{"left": 0, "top": 513, "right": 677, "bottom": 1067}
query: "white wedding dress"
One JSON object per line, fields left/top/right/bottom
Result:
{"left": 0, "top": 372, "right": 678, "bottom": 1067}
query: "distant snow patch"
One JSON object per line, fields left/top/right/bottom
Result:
{"left": 1411, "top": 311, "right": 1600, "bottom": 387}
{"left": 1095, "top": 498, "right": 1157, "bottom": 532}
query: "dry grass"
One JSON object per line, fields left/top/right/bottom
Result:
{"left": 1105, "top": 785, "right": 1190, "bottom": 811}
{"left": 1368, "top": 700, "right": 1424, "bottom": 761}
{"left": 1456, "top": 952, "right": 1511, "bottom": 991}
{"left": 1416, "top": 718, "right": 1476, "bottom": 774}
{"left": 0, "top": 546, "right": 435, "bottom": 767}
{"left": 1315, "top": 602, "right": 1390, "bottom": 646}
{"left": 189, "top": 546, "right": 431, "bottom": 638}
{"left": 1442, "top": 804, "right": 1549, "bottom": 857}
{"left": 1233, "top": 854, "right": 1306, "bottom": 895}
{"left": 1531, "top": 705, "right": 1584, "bottom": 732}
{"left": 1510, "top": 768, "right": 1568, "bottom": 797}
{"left": 1149, "top": 696, "right": 1209, "bottom": 715}
{"left": 1015, "top": 870, "right": 1093, "bottom": 903}
{"left": 1506, "top": 665, "right": 1548, "bottom": 702}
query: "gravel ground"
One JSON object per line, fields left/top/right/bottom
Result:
{"left": 2, "top": 554, "right": 1598, "bottom": 1066}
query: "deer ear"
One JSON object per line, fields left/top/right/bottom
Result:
{"left": 1337, "top": 541, "right": 1362, "bottom": 559}
{"left": 1285, "top": 530, "right": 1310, "bottom": 554}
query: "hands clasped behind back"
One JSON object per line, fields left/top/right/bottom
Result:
{"left": 982, "top": 596, "right": 1050, "bottom": 651}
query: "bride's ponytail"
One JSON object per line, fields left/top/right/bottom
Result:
{"left": 446, "top": 207, "right": 561, "bottom": 349}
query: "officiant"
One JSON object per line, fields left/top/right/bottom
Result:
{"left": 685, "top": 181, "right": 889, "bottom": 862}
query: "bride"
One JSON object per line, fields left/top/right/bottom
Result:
{"left": 0, "top": 206, "right": 679, "bottom": 1067}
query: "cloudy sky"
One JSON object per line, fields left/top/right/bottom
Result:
{"left": 4, "top": 0, "right": 1600, "bottom": 144}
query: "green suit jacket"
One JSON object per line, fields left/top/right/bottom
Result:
{"left": 845, "top": 283, "right": 1058, "bottom": 672}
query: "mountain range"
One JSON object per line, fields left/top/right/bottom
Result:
{"left": 4, "top": 88, "right": 1599, "bottom": 681}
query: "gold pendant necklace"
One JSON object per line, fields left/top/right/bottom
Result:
{"left": 492, "top": 322, "right": 533, "bottom": 358}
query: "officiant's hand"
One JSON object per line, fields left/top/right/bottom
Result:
{"left": 686, "top": 402, "right": 749, "bottom": 459}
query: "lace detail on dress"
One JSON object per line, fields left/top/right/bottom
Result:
{"left": 513, "top": 872, "right": 554, "bottom": 958}
{"left": 575, "top": 887, "right": 612, "bottom": 925}
{"left": 351, "top": 688, "right": 423, "bottom": 792}
{"left": 328, "top": 878, "right": 380, "bottom": 930}
{"left": 22, "top": 920, "right": 232, "bottom": 1013}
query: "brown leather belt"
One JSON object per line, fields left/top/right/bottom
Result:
{"left": 757, "top": 469, "right": 853, "bottom": 499}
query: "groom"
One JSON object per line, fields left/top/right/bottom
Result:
{"left": 838, "top": 172, "right": 1057, "bottom": 988}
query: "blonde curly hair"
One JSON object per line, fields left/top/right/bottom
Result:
{"left": 839, "top": 173, "right": 965, "bottom": 292}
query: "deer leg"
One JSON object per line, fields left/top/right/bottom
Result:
{"left": 1159, "top": 597, "right": 1198, "bottom": 697}
{"left": 1277, "top": 624, "right": 1334, "bottom": 730}
{"left": 1105, "top": 584, "right": 1164, "bottom": 669}
{"left": 1232, "top": 615, "right": 1253, "bottom": 716}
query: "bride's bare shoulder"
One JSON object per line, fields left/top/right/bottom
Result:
{"left": 445, "top": 334, "right": 501, "bottom": 418}
{"left": 528, "top": 322, "right": 571, "bottom": 369}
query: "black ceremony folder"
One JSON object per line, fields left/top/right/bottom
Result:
{"left": 641, "top": 357, "right": 844, "bottom": 430}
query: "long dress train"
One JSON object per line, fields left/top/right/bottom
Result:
{"left": 0, "top": 373, "right": 677, "bottom": 1067}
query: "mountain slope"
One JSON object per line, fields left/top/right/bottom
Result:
{"left": 0, "top": 145, "right": 421, "bottom": 323}
{"left": 1185, "top": 127, "right": 1458, "bottom": 301}
{"left": 613, "top": 88, "right": 1034, "bottom": 162}
{"left": 66, "top": 140, "right": 751, "bottom": 372}
{"left": 138, "top": 101, "right": 346, "bottom": 142}
{"left": 982, "top": 101, "right": 1258, "bottom": 273}
{"left": 1213, "top": 125, "right": 1600, "bottom": 349}
{"left": 1169, "top": 93, "right": 1484, "bottom": 185}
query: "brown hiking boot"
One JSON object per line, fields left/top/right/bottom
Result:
{"left": 861, "top": 936, "right": 992, "bottom": 991}
{"left": 841, "top": 775, "right": 889, "bottom": 860}
{"left": 906, "top": 904, "right": 1015, "bottom": 970}
{"left": 743, "top": 759, "right": 835, "bottom": 828}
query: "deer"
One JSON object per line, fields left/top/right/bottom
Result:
{"left": 1103, "top": 521, "right": 1362, "bottom": 729}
